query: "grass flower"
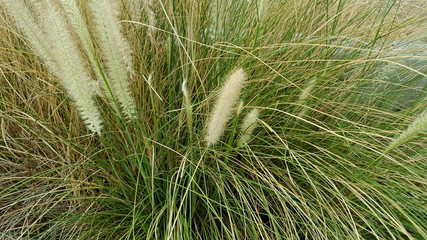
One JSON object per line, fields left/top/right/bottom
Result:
{"left": 236, "top": 100, "right": 245, "bottom": 115}
{"left": 205, "top": 68, "right": 246, "bottom": 146}
{"left": 182, "top": 78, "right": 189, "bottom": 99}
{"left": 1, "top": 0, "right": 59, "bottom": 76}
{"left": 258, "top": 0, "right": 268, "bottom": 22}
{"left": 89, "top": 0, "right": 136, "bottom": 118}
{"left": 145, "top": 0, "right": 156, "bottom": 40}
{"left": 297, "top": 77, "right": 317, "bottom": 118}
{"left": 41, "top": 0, "right": 103, "bottom": 133}
{"left": 2, "top": 0, "right": 103, "bottom": 133}
{"left": 359, "top": 109, "right": 426, "bottom": 176}
{"left": 127, "top": 0, "right": 142, "bottom": 21}
{"left": 182, "top": 78, "right": 193, "bottom": 138}
{"left": 1, "top": 0, "right": 426, "bottom": 239}
{"left": 386, "top": 109, "right": 427, "bottom": 152}
{"left": 237, "top": 108, "right": 260, "bottom": 147}
{"left": 59, "top": 0, "right": 104, "bottom": 93}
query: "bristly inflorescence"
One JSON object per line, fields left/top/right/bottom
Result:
{"left": 1, "top": 0, "right": 58, "bottom": 76}
{"left": 1, "top": 0, "right": 139, "bottom": 133}
{"left": 59, "top": 0, "right": 104, "bottom": 96}
{"left": 89, "top": 0, "right": 136, "bottom": 119}
{"left": 205, "top": 68, "right": 246, "bottom": 146}
{"left": 41, "top": 0, "right": 103, "bottom": 133}
{"left": 2, "top": 0, "right": 103, "bottom": 133}
{"left": 386, "top": 109, "right": 427, "bottom": 152}
{"left": 237, "top": 109, "right": 260, "bottom": 147}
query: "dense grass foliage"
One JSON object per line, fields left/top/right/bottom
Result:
{"left": 0, "top": 0, "right": 426, "bottom": 239}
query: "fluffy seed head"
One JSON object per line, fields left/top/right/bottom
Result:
{"left": 205, "top": 68, "right": 246, "bottom": 146}
{"left": 297, "top": 78, "right": 317, "bottom": 103}
{"left": 90, "top": 0, "right": 136, "bottom": 118}
{"left": 236, "top": 100, "right": 245, "bottom": 116}
{"left": 145, "top": 0, "right": 156, "bottom": 39}
{"left": 237, "top": 109, "right": 260, "bottom": 147}
{"left": 59, "top": 0, "right": 105, "bottom": 87}
{"left": 1, "top": 0, "right": 59, "bottom": 75}
{"left": 297, "top": 78, "right": 317, "bottom": 118}
{"left": 182, "top": 78, "right": 189, "bottom": 98}
{"left": 386, "top": 110, "right": 427, "bottom": 152}
{"left": 41, "top": 0, "right": 103, "bottom": 133}
{"left": 258, "top": 0, "right": 269, "bottom": 22}
{"left": 127, "top": 0, "right": 143, "bottom": 21}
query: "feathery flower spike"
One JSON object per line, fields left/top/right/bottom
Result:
{"left": 386, "top": 110, "right": 427, "bottom": 152}
{"left": 145, "top": 0, "right": 157, "bottom": 40}
{"left": 41, "top": 0, "right": 103, "bottom": 133}
{"left": 205, "top": 68, "right": 246, "bottom": 146}
{"left": 90, "top": 0, "right": 136, "bottom": 118}
{"left": 1, "top": 0, "right": 60, "bottom": 77}
{"left": 237, "top": 109, "right": 260, "bottom": 147}
{"left": 297, "top": 78, "right": 317, "bottom": 118}
{"left": 59, "top": 0, "right": 104, "bottom": 95}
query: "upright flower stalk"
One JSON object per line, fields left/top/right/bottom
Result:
{"left": 258, "top": 0, "right": 268, "bottom": 23}
{"left": 145, "top": 0, "right": 157, "bottom": 40}
{"left": 1, "top": 0, "right": 103, "bottom": 133}
{"left": 297, "top": 78, "right": 317, "bottom": 118}
{"left": 90, "top": 0, "right": 136, "bottom": 118}
{"left": 205, "top": 68, "right": 246, "bottom": 146}
{"left": 41, "top": 0, "right": 103, "bottom": 133}
{"left": 59, "top": 0, "right": 104, "bottom": 94}
{"left": 237, "top": 109, "right": 260, "bottom": 147}
{"left": 1, "top": 0, "right": 59, "bottom": 76}
{"left": 127, "top": 0, "right": 143, "bottom": 21}
{"left": 182, "top": 79, "right": 193, "bottom": 139}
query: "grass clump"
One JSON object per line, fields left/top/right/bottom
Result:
{"left": 0, "top": 0, "right": 426, "bottom": 239}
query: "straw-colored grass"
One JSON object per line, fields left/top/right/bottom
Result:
{"left": 0, "top": 0, "right": 426, "bottom": 239}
